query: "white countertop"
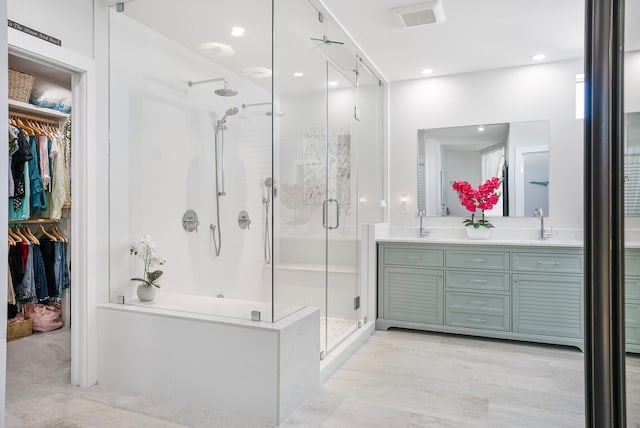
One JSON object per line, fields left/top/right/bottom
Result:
{"left": 374, "top": 225, "right": 640, "bottom": 248}
{"left": 376, "top": 236, "right": 584, "bottom": 247}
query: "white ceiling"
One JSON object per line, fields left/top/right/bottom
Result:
{"left": 121, "top": 0, "right": 640, "bottom": 86}
{"left": 322, "top": 0, "right": 640, "bottom": 82}
{"left": 423, "top": 123, "right": 509, "bottom": 152}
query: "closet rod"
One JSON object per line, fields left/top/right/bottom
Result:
{"left": 9, "top": 219, "right": 60, "bottom": 225}
{"left": 9, "top": 112, "right": 60, "bottom": 126}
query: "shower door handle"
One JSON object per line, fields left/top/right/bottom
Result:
{"left": 322, "top": 200, "right": 329, "bottom": 229}
{"left": 327, "top": 199, "right": 340, "bottom": 230}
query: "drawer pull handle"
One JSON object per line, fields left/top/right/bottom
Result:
{"left": 404, "top": 255, "right": 422, "bottom": 260}
{"left": 537, "top": 261, "right": 561, "bottom": 266}
{"left": 468, "top": 300, "right": 487, "bottom": 305}
{"left": 466, "top": 318, "right": 487, "bottom": 323}
{"left": 466, "top": 258, "right": 487, "bottom": 263}
{"left": 466, "top": 279, "right": 488, "bottom": 284}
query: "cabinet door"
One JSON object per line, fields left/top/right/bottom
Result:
{"left": 627, "top": 304, "right": 640, "bottom": 345}
{"left": 513, "top": 274, "right": 583, "bottom": 339}
{"left": 383, "top": 267, "right": 444, "bottom": 325}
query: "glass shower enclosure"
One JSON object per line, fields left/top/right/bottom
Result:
{"left": 273, "top": 0, "right": 384, "bottom": 356}
{"left": 107, "top": 0, "right": 384, "bottom": 358}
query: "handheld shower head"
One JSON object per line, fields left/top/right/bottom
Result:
{"left": 263, "top": 178, "right": 273, "bottom": 203}
{"left": 219, "top": 107, "right": 239, "bottom": 126}
{"left": 215, "top": 82, "right": 239, "bottom": 97}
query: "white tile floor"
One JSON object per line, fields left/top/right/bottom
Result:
{"left": 5, "top": 328, "right": 640, "bottom": 427}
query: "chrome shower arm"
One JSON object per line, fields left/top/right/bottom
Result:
{"left": 242, "top": 102, "right": 271, "bottom": 109}
{"left": 188, "top": 77, "right": 226, "bottom": 87}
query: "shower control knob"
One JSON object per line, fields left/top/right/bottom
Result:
{"left": 182, "top": 209, "right": 200, "bottom": 233}
{"left": 238, "top": 210, "right": 251, "bottom": 230}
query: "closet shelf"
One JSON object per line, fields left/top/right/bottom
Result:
{"left": 8, "top": 99, "right": 70, "bottom": 120}
{"left": 9, "top": 219, "right": 60, "bottom": 225}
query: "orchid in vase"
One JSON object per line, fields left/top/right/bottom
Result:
{"left": 452, "top": 177, "right": 502, "bottom": 229}
{"left": 129, "top": 235, "right": 165, "bottom": 296}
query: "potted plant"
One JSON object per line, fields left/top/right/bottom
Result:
{"left": 129, "top": 235, "right": 165, "bottom": 301}
{"left": 452, "top": 177, "right": 501, "bottom": 239}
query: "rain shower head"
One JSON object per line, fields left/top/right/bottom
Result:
{"left": 188, "top": 77, "right": 238, "bottom": 96}
{"left": 215, "top": 82, "right": 239, "bottom": 97}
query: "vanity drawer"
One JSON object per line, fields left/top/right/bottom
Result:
{"left": 627, "top": 277, "right": 640, "bottom": 301}
{"left": 445, "top": 291, "right": 510, "bottom": 331}
{"left": 512, "top": 252, "right": 582, "bottom": 274}
{"left": 626, "top": 251, "right": 640, "bottom": 276}
{"left": 445, "top": 271, "right": 510, "bottom": 292}
{"left": 383, "top": 247, "right": 444, "bottom": 268}
{"left": 445, "top": 250, "right": 509, "bottom": 271}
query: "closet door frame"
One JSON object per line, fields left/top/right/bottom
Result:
{"left": 8, "top": 29, "right": 99, "bottom": 388}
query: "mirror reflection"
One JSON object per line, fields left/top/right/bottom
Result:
{"left": 625, "top": 112, "right": 640, "bottom": 216}
{"left": 418, "top": 120, "right": 550, "bottom": 217}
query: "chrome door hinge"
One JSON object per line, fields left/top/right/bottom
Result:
{"left": 354, "top": 106, "right": 360, "bottom": 121}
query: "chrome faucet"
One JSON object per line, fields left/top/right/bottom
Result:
{"left": 533, "top": 208, "right": 554, "bottom": 240}
{"left": 416, "top": 209, "right": 429, "bottom": 238}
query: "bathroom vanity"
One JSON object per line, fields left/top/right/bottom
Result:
{"left": 377, "top": 239, "right": 640, "bottom": 353}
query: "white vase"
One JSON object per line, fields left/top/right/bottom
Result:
{"left": 137, "top": 284, "right": 158, "bottom": 302}
{"left": 465, "top": 226, "right": 491, "bottom": 240}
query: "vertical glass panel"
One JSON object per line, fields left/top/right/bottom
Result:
{"left": 355, "top": 61, "right": 384, "bottom": 326}
{"left": 326, "top": 60, "right": 359, "bottom": 351}
{"left": 107, "top": 0, "right": 276, "bottom": 321}
{"left": 272, "top": 0, "right": 328, "bottom": 355}
{"left": 625, "top": 0, "right": 640, "bottom": 422}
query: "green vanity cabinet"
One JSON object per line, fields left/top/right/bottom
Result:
{"left": 378, "top": 242, "right": 640, "bottom": 353}
{"left": 378, "top": 242, "right": 585, "bottom": 350}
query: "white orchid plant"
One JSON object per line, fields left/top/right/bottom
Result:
{"left": 129, "top": 235, "right": 165, "bottom": 288}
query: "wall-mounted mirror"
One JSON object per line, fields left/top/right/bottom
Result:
{"left": 417, "top": 120, "right": 550, "bottom": 218}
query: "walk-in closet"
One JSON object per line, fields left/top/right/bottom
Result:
{"left": 6, "top": 54, "right": 72, "bottom": 350}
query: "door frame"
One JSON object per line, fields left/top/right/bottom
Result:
{"left": 7, "top": 28, "right": 98, "bottom": 387}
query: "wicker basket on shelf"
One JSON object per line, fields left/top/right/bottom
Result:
{"left": 7, "top": 318, "right": 33, "bottom": 342}
{"left": 8, "top": 68, "right": 34, "bottom": 103}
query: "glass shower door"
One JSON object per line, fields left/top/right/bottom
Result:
{"left": 325, "top": 60, "right": 359, "bottom": 353}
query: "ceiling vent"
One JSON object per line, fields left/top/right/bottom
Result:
{"left": 392, "top": 1, "right": 446, "bottom": 28}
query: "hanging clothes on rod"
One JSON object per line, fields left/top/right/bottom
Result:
{"left": 7, "top": 222, "right": 70, "bottom": 307}
{"left": 8, "top": 112, "right": 70, "bottom": 222}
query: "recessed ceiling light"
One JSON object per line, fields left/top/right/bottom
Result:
{"left": 421, "top": 68, "right": 433, "bottom": 75}
{"left": 231, "top": 27, "right": 245, "bottom": 37}
{"left": 328, "top": 81, "right": 339, "bottom": 87}
{"left": 532, "top": 53, "right": 546, "bottom": 61}
{"left": 293, "top": 72, "right": 304, "bottom": 77}
{"left": 477, "top": 126, "right": 485, "bottom": 132}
